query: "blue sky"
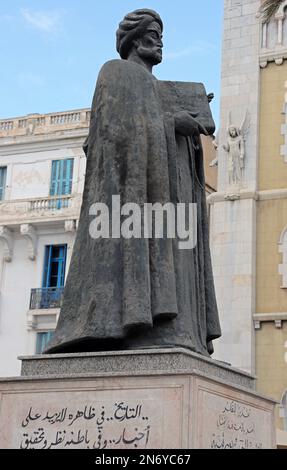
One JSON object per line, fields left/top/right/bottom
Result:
{"left": 0, "top": 1, "right": 223, "bottom": 124}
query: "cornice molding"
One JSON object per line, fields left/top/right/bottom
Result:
{"left": 208, "top": 188, "right": 287, "bottom": 205}
{"left": 0, "top": 132, "right": 88, "bottom": 156}
{"left": 207, "top": 190, "right": 258, "bottom": 205}
{"left": 260, "top": 50, "right": 287, "bottom": 68}
{"left": 258, "top": 188, "right": 287, "bottom": 200}
{"left": 254, "top": 313, "right": 287, "bottom": 330}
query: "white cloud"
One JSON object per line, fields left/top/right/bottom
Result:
{"left": 21, "top": 8, "right": 62, "bottom": 34}
{"left": 164, "top": 43, "right": 215, "bottom": 60}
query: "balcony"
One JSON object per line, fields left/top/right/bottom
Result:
{"left": 29, "top": 195, "right": 72, "bottom": 211}
{"left": 30, "top": 287, "right": 65, "bottom": 310}
{"left": 0, "top": 194, "right": 82, "bottom": 227}
{"left": 0, "top": 109, "right": 91, "bottom": 139}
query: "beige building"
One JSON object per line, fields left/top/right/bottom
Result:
{"left": 209, "top": 0, "right": 287, "bottom": 444}
{"left": 256, "top": 59, "right": 287, "bottom": 434}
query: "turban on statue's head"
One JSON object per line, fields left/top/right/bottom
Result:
{"left": 116, "top": 9, "right": 163, "bottom": 60}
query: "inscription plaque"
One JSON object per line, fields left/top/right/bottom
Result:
{"left": 196, "top": 384, "right": 275, "bottom": 449}
{"left": 0, "top": 386, "right": 184, "bottom": 449}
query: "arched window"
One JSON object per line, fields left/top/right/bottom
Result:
{"left": 261, "top": 1, "right": 287, "bottom": 52}
{"left": 279, "top": 226, "right": 287, "bottom": 287}
{"left": 275, "top": 1, "right": 287, "bottom": 46}
{"left": 282, "top": 81, "right": 287, "bottom": 163}
{"left": 280, "top": 390, "right": 287, "bottom": 431}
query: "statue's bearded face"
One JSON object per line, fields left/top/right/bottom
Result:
{"left": 136, "top": 21, "right": 163, "bottom": 65}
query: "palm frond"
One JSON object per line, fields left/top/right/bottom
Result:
{"left": 259, "top": 0, "right": 284, "bottom": 22}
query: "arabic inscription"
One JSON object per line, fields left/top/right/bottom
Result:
{"left": 20, "top": 401, "right": 151, "bottom": 449}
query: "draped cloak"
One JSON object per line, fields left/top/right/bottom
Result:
{"left": 46, "top": 59, "right": 221, "bottom": 356}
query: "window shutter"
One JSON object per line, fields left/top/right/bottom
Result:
{"left": 36, "top": 332, "right": 55, "bottom": 354}
{"left": 42, "top": 246, "right": 53, "bottom": 288}
{"left": 50, "top": 160, "right": 60, "bottom": 196}
{"left": 42, "top": 245, "right": 67, "bottom": 288}
{"left": 50, "top": 159, "right": 73, "bottom": 197}
{"left": 67, "top": 158, "right": 74, "bottom": 195}
{"left": 0, "top": 167, "right": 7, "bottom": 200}
{"left": 59, "top": 245, "right": 67, "bottom": 287}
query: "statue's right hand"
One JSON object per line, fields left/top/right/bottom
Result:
{"left": 174, "top": 111, "right": 208, "bottom": 137}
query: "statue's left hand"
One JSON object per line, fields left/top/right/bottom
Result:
{"left": 174, "top": 111, "right": 208, "bottom": 137}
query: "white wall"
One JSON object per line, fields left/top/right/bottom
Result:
{"left": 0, "top": 141, "right": 86, "bottom": 377}
{"left": 0, "top": 147, "right": 85, "bottom": 201}
{"left": 0, "top": 231, "right": 76, "bottom": 377}
{"left": 11, "top": 161, "right": 51, "bottom": 200}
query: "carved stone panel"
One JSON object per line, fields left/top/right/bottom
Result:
{"left": 194, "top": 378, "right": 275, "bottom": 449}
{"left": 0, "top": 380, "right": 186, "bottom": 449}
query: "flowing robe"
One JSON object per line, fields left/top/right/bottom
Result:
{"left": 46, "top": 59, "right": 221, "bottom": 356}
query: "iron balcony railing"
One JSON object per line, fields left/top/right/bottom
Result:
{"left": 30, "top": 287, "right": 65, "bottom": 310}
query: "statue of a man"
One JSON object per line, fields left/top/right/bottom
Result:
{"left": 46, "top": 9, "right": 221, "bottom": 356}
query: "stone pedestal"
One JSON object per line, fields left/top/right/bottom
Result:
{"left": 0, "top": 349, "right": 276, "bottom": 449}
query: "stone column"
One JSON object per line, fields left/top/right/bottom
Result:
{"left": 210, "top": 0, "right": 261, "bottom": 373}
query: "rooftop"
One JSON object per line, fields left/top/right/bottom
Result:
{"left": 0, "top": 109, "right": 91, "bottom": 139}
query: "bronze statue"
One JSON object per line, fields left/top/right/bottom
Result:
{"left": 46, "top": 9, "right": 221, "bottom": 356}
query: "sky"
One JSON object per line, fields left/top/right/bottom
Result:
{"left": 0, "top": 1, "right": 224, "bottom": 125}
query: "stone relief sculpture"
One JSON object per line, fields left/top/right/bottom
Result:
{"left": 46, "top": 9, "right": 221, "bottom": 357}
{"left": 223, "top": 111, "right": 250, "bottom": 187}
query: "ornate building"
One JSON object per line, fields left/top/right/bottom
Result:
{"left": 210, "top": 0, "right": 287, "bottom": 443}
{"left": 0, "top": 110, "right": 88, "bottom": 376}
{"left": 0, "top": 110, "right": 217, "bottom": 378}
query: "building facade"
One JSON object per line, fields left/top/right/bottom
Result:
{"left": 210, "top": 0, "right": 287, "bottom": 437}
{"left": 0, "top": 109, "right": 217, "bottom": 378}
{"left": 0, "top": 110, "right": 89, "bottom": 376}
